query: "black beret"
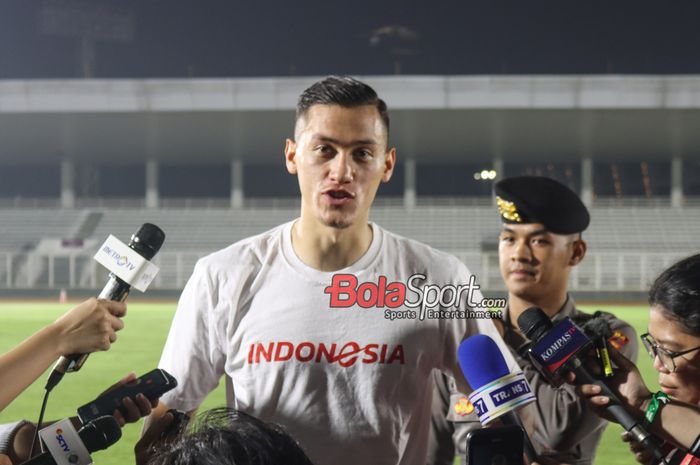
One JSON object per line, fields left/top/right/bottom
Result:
{"left": 494, "top": 176, "right": 590, "bottom": 234}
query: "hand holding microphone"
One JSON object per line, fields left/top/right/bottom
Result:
{"left": 50, "top": 298, "right": 126, "bottom": 356}
{"left": 570, "top": 347, "right": 652, "bottom": 422}
{"left": 571, "top": 349, "right": 700, "bottom": 461}
{"left": 24, "top": 224, "right": 164, "bottom": 460}
{"left": 0, "top": 300, "right": 126, "bottom": 413}
{"left": 46, "top": 223, "right": 165, "bottom": 391}
{"left": 621, "top": 431, "right": 656, "bottom": 465}
{"left": 517, "top": 307, "right": 666, "bottom": 462}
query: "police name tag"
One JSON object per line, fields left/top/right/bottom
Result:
{"left": 94, "top": 235, "right": 160, "bottom": 292}
{"left": 38, "top": 418, "right": 92, "bottom": 465}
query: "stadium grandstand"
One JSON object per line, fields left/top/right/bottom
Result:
{"left": 3, "top": 4, "right": 700, "bottom": 465}
{"left": 0, "top": 76, "right": 698, "bottom": 298}
{"left": 0, "top": 1, "right": 699, "bottom": 301}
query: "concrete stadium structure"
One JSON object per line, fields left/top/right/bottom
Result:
{"left": 0, "top": 75, "right": 699, "bottom": 298}
{"left": 1, "top": 75, "right": 700, "bottom": 207}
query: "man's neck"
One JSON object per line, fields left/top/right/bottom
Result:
{"left": 291, "top": 216, "right": 373, "bottom": 271}
{"left": 507, "top": 292, "right": 569, "bottom": 330}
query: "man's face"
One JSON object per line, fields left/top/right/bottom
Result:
{"left": 498, "top": 223, "right": 583, "bottom": 302}
{"left": 285, "top": 104, "right": 395, "bottom": 229}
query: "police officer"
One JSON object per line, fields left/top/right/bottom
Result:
{"left": 428, "top": 175, "right": 639, "bottom": 465}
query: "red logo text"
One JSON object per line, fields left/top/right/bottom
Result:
{"left": 247, "top": 341, "right": 405, "bottom": 368}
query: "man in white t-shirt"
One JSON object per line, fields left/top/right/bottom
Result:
{"left": 142, "top": 76, "right": 527, "bottom": 465}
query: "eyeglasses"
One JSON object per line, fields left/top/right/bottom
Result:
{"left": 640, "top": 332, "right": 700, "bottom": 373}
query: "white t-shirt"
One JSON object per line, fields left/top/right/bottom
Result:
{"left": 159, "top": 221, "right": 517, "bottom": 465}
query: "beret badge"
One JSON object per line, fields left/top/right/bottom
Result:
{"left": 496, "top": 196, "right": 522, "bottom": 222}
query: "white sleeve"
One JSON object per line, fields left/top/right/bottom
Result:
{"left": 0, "top": 420, "right": 29, "bottom": 455}
{"left": 440, "top": 261, "right": 522, "bottom": 394}
{"left": 158, "top": 261, "right": 227, "bottom": 412}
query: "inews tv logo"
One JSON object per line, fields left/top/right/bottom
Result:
{"left": 323, "top": 273, "right": 505, "bottom": 320}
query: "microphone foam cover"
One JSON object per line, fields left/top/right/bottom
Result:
{"left": 583, "top": 317, "right": 612, "bottom": 339}
{"left": 517, "top": 307, "right": 552, "bottom": 342}
{"left": 129, "top": 223, "right": 166, "bottom": 260}
{"left": 79, "top": 416, "right": 122, "bottom": 452}
{"left": 457, "top": 334, "right": 510, "bottom": 391}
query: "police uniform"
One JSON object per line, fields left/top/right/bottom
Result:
{"left": 427, "top": 176, "right": 639, "bottom": 465}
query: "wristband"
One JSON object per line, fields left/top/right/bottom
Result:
{"left": 643, "top": 391, "right": 670, "bottom": 427}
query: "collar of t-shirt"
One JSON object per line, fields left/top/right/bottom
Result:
{"left": 280, "top": 220, "right": 383, "bottom": 285}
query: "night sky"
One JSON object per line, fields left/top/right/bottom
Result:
{"left": 1, "top": 0, "right": 699, "bottom": 79}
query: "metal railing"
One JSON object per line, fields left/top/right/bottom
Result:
{"left": 452, "top": 251, "right": 686, "bottom": 292}
{"left": 2, "top": 196, "right": 700, "bottom": 210}
{"left": 0, "top": 250, "right": 685, "bottom": 293}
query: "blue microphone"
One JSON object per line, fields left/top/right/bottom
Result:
{"left": 458, "top": 334, "right": 537, "bottom": 463}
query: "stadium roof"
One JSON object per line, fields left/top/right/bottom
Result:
{"left": 1, "top": 75, "right": 700, "bottom": 164}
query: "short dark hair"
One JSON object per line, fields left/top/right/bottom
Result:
{"left": 296, "top": 75, "right": 390, "bottom": 134}
{"left": 648, "top": 253, "right": 700, "bottom": 337}
{"left": 148, "top": 408, "right": 314, "bottom": 465}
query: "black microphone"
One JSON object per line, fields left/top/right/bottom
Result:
{"left": 581, "top": 316, "right": 614, "bottom": 378}
{"left": 517, "top": 307, "right": 665, "bottom": 462}
{"left": 20, "top": 416, "right": 121, "bottom": 465}
{"left": 46, "top": 223, "right": 165, "bottom": 391}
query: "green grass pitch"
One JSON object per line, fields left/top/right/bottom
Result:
{"left": 0, "top": 301, "right": 657, "bottom": 465}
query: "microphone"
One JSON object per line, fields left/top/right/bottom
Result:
{"left": 46, "top": 223, "right": 165, "bottom": 391}
{"left": 581, "top": 317, "right": 614, "bottom": 378}
{"left": 517, "top": 307, "right": 665, "bottom": 462}
{"left": 457, "top": 334, "right": 538, "bottom": 463}
{"left": 21, "top": 416, "right": 121, "bottom": 465}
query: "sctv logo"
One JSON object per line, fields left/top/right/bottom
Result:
{"left": 55, "top": 428, "right": 70, "bottom": 452}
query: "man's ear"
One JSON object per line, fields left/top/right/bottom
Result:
{"left": 569, "top": 237, "right": 587, "bottom": 266}
{"left": 381, "top": 147, "right": 397, "bottom": 183}
{"left": 285, "top": 139, "right": 297, "bottom": 175}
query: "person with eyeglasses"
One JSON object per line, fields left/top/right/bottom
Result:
{"left": 641, "top": 333, "right": 700, "bottom": 377}
{"left": 573, "top": 253, "right": 700, "bottom": 465}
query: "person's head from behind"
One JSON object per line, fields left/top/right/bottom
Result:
{"left": 645, "top": 254, "right": 700, "bottom": 405}
{"left": 285, "top": 76, "right": 396, "bottom": 230}
{"left": 148, "top": 408, "right": 314, "bottom": 465}
{"left": 495, "top": 176, "right": 589, "bottom": 306}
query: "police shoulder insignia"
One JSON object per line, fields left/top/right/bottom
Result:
{"left": 454, "top": 396, "right": 474, "bottom": 416}
{"left": 608, "top": 330, "right": 630, "bottom": 350}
